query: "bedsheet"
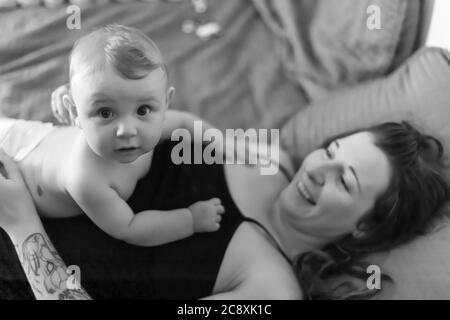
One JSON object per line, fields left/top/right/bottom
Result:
{"left": 0, "top": 0, "right": 420, "bottom": 129}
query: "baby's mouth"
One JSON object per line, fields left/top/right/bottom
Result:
{"left": 116, "top": 146, "right": 139, "bottom": 152}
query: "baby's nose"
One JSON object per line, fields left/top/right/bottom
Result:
{"left": 116, "top": 122, "right": 137, "bottom": 138}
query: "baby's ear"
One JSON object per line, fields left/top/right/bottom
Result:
{"left": 62, "top": 94, "right": 80, "bottom": 128}
{"left": 352, "top": 228, "right": 367, "bottom": 239}
{"left": 166, "top": 86, "right": 175, "bottom": 108}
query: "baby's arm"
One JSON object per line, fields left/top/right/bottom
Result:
{"left": 67, "top": 175, "right": 225, "bottom": 247}
{"left": 161, "top": 110, "right": 229, "bottom": 161}
{"left": 161, "top": 110, "right": 216, "bottom": 141}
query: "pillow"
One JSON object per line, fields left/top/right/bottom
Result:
{"left": 372, "top": 210, "right": 450, "bottom": 299}
{"left": 281, "top": 47, "right": 450, "bottom": 170}
{"left": 280, "top": 46, "right": 450, "bottom": 299}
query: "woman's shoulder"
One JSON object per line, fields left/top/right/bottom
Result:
{"left": 247, "top": 263, "right": 304, "bottom": 299}
{"left": 219, "top": 222, "right": 303, "bottom": 299}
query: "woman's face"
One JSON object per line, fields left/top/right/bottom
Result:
{"left": 277, "top": 132, "right": 391, "bottom": 239}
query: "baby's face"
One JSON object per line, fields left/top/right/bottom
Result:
{"left": 71, "top": 63, "right": 169, "bottom": 163}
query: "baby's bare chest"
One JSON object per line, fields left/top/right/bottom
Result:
{"left": 21, "top": 128, "right": 153, "bottom": 216}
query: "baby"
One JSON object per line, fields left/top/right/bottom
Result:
{"left": 0, "top": 24, "right": 225, "bottom": 246}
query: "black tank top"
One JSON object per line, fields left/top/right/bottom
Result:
{"left": 0, "top": 140, "right": 245, "bottom": 299}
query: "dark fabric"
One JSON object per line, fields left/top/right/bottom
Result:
{"left": 0, "top": 140, "right": 245, "bottom": 299}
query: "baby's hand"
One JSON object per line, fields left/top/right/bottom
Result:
{"left": 189, "top": 198, "right": 225, "bottom": 233}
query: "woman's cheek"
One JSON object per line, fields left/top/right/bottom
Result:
{"left": 316, "top": 189, "right": 345, "bottom": 211}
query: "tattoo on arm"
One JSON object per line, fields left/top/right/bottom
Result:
{"left": 15, "top": 233, "right": 91, "bottom": 300}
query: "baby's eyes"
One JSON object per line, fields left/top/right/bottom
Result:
{"left": 95, "top": 105, "right": 153, "bottom": 119}
{"left": 137, "top": 104, "right": 152, "bottom": 116}
{"left": 97, "top": 108, "right": 113, "bottom": 119}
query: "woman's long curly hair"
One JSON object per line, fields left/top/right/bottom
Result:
{"left": 295, "top": 122, "right": 450, "bottom": 299}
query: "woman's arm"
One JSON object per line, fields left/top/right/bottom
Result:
{"left": 0, "top": 150, "right": 91, "bottom": 300}
{"left": 202, "top": 275, "right": 303, "bottom": 300}
{"left": 240, "top": 138, "right": 297, "bottom": 179}
{"left": 10, "top": 223, "right": 92, "bottom": 300}
{"left": 202, "top": 256, "right": 303, "bottom": 300}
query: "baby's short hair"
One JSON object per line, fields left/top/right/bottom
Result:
{"left": 69, "top": 24, "right": 167, "bottom": 82}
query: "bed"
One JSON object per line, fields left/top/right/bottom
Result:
{"left": 1, "top": 0, "right": 449, "bottom": 299}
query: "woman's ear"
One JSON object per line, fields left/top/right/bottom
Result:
{"left": 62, "top": 94, "right": 81, "bottom": 129}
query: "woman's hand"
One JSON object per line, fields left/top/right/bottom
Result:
{"left": 0, "top": 151, "right": 92, "bottom": 300}
{"left": 51, "top": 83, "right": 72, "bottom": 125}
{"left": 0, "top": 149, "right": 39, "bottom": 234}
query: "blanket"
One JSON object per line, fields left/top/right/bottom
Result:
{"left": 0, "top": 0, "right": 419, "bottom": 128}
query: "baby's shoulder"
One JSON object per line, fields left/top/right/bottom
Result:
{"left": 63, "top": 147, "right": 110, "bottom": 189}
{"left": 64, "top": 159, "right": 108, "bottom": 190}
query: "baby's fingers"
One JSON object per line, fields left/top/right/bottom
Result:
{"left": 209, "top": 197, "right": 221, "bottom": 205}
{"left": 216, "top": 205, "right": 225, "bottom": 215}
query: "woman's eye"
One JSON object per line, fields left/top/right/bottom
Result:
{"left": 324, "top": 147, "right": 333, "bottom": 159}
{"left": 137, "top": 105, "right": 152, "bottom": 116}
{"left": 341, "top": 176, "right": 350, "bottom": 192}
{"left": 98, "top": 108, "right": 113, "bottom": 119}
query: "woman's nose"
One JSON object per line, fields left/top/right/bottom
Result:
{"left": 307, "top": 160, "right": 345, "bottom": 186}
{"left": 116, "top": 120, "right": 137, "bottom": 138}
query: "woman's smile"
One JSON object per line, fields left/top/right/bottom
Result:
{"left": 297, "top": 180, "right": 316, "bottom": 205}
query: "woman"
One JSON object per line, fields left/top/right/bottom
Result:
{"left": 0, "top": 121, "right": 449, "bottom": 299}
